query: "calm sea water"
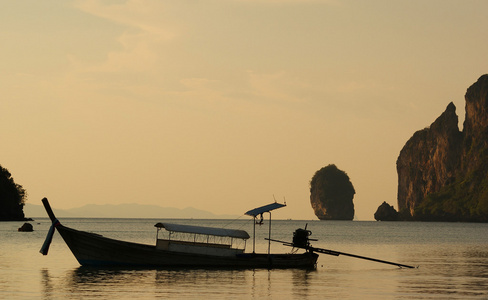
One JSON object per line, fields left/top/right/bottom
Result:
{"left": 1, "top": 218, "right": 487, "bottom": 299}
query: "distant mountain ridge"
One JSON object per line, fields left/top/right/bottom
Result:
{"left": 25, "top": 203, "right": 238, "bottom": 219}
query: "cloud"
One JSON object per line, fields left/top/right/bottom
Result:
{"left": 230, "top": 0, "right": 339, "bottom": 4}
{"left": 75, "top": 0, "right": 175, "bottom": 39}
{"left": 246, "top": 71, "right": 313, "bottom": 104}
{"left": 71, "top": 0, "right": 176, "bottom": 73}
{"left": 175, "top": 77, "right": 231, "bottom": 105}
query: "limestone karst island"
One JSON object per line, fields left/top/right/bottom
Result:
{"left": 310, "top": 164, "right": 355, "bottom": 220}
{"left": 377, "top": 74, "right": 488, "bottom": 222}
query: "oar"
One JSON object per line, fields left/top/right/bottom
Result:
{"left": 266, "top": 238, "right": 416, "bottom": 269}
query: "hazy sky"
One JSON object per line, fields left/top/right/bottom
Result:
{"left": 2, "top": 0, "right": 488, "bottom": 220}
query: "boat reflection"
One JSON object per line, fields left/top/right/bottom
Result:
{"left": 154, "top": 269, "right": 248, "bottom": 297}
{"left": 40, "top": 266, "right": 315, "bottom": 299}
{"left": 40, "top": 269, "right": 54, "bottom": 299}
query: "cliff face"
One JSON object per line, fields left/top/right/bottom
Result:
{"left": 397, "top": 102, "right": 463, "bottom": 217}
{"left": 396, "top": 75, "right": 488, "bottom": 221}
{"left": 461, "top": 75, "right": 488, "bottom": 173}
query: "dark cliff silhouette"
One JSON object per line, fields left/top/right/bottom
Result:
{"left": 310, "top": 164, "right": 355, "bottom": 220}
{"left": 374, "top": 201, "right": 399, "bottom": 221}
{"left": 0, "top": 165, "right": 28, "bottom": 221}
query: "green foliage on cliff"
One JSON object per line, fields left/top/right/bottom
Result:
{"left": 415, "top": 167, "right": 488, "bottom": 222}
{"left": 0, "top": 165, "right": 27, "bottom": 221}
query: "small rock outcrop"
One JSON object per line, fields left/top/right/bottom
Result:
{"left": 374, "top": 202, "right": 399, "bottom": 221}
{"left": 18, "top": 223, "right": 33, "bottom": 232}
{"left": 310, "top": 164, "right": 355, "bottom": 220}
{"left": 396, "top": 74, "right": 488, "bottom": 222}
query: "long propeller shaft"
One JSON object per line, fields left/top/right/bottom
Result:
{"left": 266, "top": 238, "right": 415, "bottom": 269}
{"left": 309, "top": 246, "right": 415, "bottom": 269}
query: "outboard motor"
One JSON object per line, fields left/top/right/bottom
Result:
{"left": 292, "top": 227, "right": 312, "bottom": 248}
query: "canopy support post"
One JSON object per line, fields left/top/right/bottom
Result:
{"left": 244, "top": 201, "right": 286, "bottom": 255}
{"left": 267, "top": 211, "right": 272, "bottom": 255}
{"left": 252, "top": 216, "right": 256, "bottom": 254}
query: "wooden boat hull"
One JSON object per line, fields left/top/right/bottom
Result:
{"left": 56, "top": 225, "right": 318, "bottom": 269}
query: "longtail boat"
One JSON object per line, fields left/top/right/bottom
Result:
{"left": 39, "top": 198, "right": 318, "bottom": 269}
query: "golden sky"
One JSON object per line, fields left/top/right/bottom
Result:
{"left": 2, "top": 0, "right": 488, "bottom": 220}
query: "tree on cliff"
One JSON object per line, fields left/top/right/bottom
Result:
{"left": 0, "top": 165, "right": 27, "bottom": 221}
{"left": 310, "top": 164, "right": 355, "bottom": 220}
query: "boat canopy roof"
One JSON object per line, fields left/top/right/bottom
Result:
{"left": 155, "top": 222, "right": 250, "bottom": 240}
{"left": 244, "top": 202, "right": 286, "bottom": 217}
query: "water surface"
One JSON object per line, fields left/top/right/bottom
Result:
{"left": 1, "top": 219, "right": 487, "bottom": 299}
